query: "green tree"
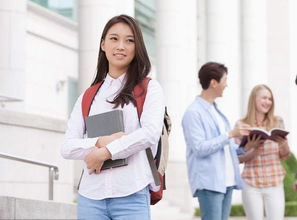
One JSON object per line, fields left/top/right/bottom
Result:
{"left": 282, "top": 153, "right": 297, "bottom": 202}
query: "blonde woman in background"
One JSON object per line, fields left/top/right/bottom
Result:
{"left": 237, "top": 84, "right": 290, "bottom": 220}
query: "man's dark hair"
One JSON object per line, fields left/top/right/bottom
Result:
{"left": 198, "top": 62, "right": 228, "bottom": 90}
{"left": 295, "top": 74, "right": 297, "bottom": 85}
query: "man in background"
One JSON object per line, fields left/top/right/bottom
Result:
{"left": 182, "top": 62, "right": 250, "bottom": 220}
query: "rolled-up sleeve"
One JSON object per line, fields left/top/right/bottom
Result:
{"left": 182, "top": 109, "right": 229, "bottom": 158}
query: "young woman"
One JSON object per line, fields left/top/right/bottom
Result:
{"left": 61, "top": 15, "right": 164, "bottom": 220}
{"left": 237, "top": 84, "right": 290, "bottom": 220}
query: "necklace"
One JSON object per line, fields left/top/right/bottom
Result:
{"left": 255, "top": 120, "right": 264, "bottom": 127}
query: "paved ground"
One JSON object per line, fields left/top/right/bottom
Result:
{"left": 152, "top": 216, "right": 297, "bottom": 220}
{"left": 150, "top": 199, "right": 297, "bottom": 220}
{"left": 193, "top": 218, "right": 297, "bottom": 220}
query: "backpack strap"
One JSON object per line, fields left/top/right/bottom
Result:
{"left": 78, "top": 81, "right": 103, "bottom": 189}
{"left": 134, "top": 77, "right": 161, "bottom": 187}
{"left": 81, "top": 78, "right": 161, "bottom": 186}
{"left": 134, "top": 78, "right": 150, "bottom": 118}
{"left": 82, "top": 81, "right": 104, "bottom": 119}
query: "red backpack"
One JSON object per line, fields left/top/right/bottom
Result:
{"left": 81, "top": 77, "right": 170, "bottom": 205}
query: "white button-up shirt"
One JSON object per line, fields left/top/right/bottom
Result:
{"left": 61, "top": 73, "right": 165, "bottom": 200}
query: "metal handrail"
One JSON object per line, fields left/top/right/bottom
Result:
{"left": 0, "top": 152, "right": 59, "bottom": 200}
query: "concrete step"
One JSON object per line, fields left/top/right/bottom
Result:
{"left": 0, "top": 196, "right": 76, "bottom": 219}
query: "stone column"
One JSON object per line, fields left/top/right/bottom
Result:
{"left": 241, "top": 0, "right": 268, "bottom": 108}
{"left": 0, "top": 0, "right": 26, "bottom": 108}
{"left": 156, "top": 0, "right": 197, "bottom": 161}
{"left": 206, "top": 0, "right": 242, "bottom": 123}
{"left": 266, "top": 0, "right": 290, "bottom": 139}
{"left": 289, "top": 0, "right": 297, "bottom": 155}
{"left": 156, "top": 0, "right": 198, "bottom": 213}
{"left": 78, "top": 0, "right": 134, "bottom": 92}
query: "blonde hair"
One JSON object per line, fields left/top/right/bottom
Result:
{"left": 242, "top": 84, "right": 277, "bottom": 130}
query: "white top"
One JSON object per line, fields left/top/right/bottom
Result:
{"left": 61, "top": 73, "right": 165, "bottom": 200}
{"left": 210, "top": 105, "right": 235, "bottom": 187}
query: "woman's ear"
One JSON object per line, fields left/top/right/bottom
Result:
{"left": 101, "top": 40, "right": 105, "bottom": 52}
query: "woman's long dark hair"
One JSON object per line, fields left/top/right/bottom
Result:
{"left": 91, "top": 14, "right": 151, "bottom": 108}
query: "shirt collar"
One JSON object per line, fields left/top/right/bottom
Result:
{"left": 105, "top": 73, "right": 127, "bottom": 88}
{"left": 196, "top": 96, "right": 217, "bottom": 110}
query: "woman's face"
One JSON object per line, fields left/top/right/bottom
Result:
{"left": 101, "top": 22, "right": 135, "bottom": 74}
{"left": 255, "top": 88, "right": 273, "bottom": 114}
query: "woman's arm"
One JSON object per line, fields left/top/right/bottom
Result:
{"left": 275, "top": 136, "right": 290, "bottom": 159}
{"left": 105, "top": 80, "right": 165, "bottom": 160}
{"left": 61, "top": 94, "right": 99, "bottom": 160}
{"left": 238, "top": 135, "right": 264, "bottom": 163}
{"left": 279, "top": 144, "right": 290, "bottom": 159}
{"left": 238, "top": 148, "right": 260, "bottom": 163}
{"left": 275, "top": 116, "right": 291, "bottom": 159}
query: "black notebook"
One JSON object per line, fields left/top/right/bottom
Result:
{"left": 85, "top": 110, "right": 128, "bottom": 170}
{"left": 240, "top": 127, "right": 289, "bottom": 147}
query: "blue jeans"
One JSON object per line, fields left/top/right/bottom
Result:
{"left": 196, "top": 187, "right": 234, "bottom": 220}
{"left": 77, "top": 186, "right": 151, "bottom": 220}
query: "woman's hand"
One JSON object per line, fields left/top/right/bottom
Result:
{"left": 274, "top": 136, "right": 288, "bottom": 147}
{"left": 274, "top": 136, "right": 290, "bottom": 159}
{"left": 96, "top": 132, "right": 125, "bottom": 148}
{"left": 239, "top": 135, "right": 264, "bottom": 163}
{"left": 84, "top": 147, "right": 112, "bottom": 174}
{"left": 244, "top": 135, "right": 265, "bottom": 152}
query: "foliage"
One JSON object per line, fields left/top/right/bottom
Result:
{"left": 285, "top": 201, "right": 297, "bottom": 216}
{"left": 230, "top": 204, "right": 245, "bottom": 216}
{"left": 282, "top": 153, "right": 297, "bottom": 202}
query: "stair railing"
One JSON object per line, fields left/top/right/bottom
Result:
{"left": 0, "top": 152, "right": 59, "bottom": 200}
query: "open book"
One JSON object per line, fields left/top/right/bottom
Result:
{"left": 240, "top": 127, "right": 289, "bottom": 147}
{"left": 85, "top": 110, "right": 128, "bottom": 170}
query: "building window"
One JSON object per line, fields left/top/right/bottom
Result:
{"left": 135, "top": 0, "right": 156, "bottom": 60}
{"left": 29, "top": 0, "right": 77, "bottom": 21}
